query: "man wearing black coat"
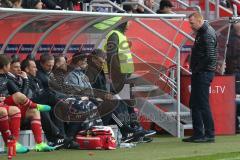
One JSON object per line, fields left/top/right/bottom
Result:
{"left": 183, "top": 12, "right": 217, "bottom": 143}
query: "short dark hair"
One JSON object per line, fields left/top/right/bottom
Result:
{"left": 160, "top": 0, "right": 174, "bottom": 10}
{"left": 91, "top": 49, "right": 107, "bottom": 59}
{"left": 71, "top": 52, "right": 89, "bottom": 65}
{"left": 40, "top": 53, "right": 54, "bottom": 64}
{"left": 54, "top": 54, "right": 66, "bottom": 65}
{"left": 22, "top": 0, "right": 41, "bottom": 9}
{"left": 26, "top": 54, "right": 35, "bottom": 61}
{"left": 123, "top": 5, "right": 134, "bottom": 13}
{"left": 0, "top": 54, "right": 11, "bottom": 69}
{"left": 11, "top": 54, "right": 20, "bottom": 64}
{"left": 21, "top": 58, "right": 34, "bottom": 71}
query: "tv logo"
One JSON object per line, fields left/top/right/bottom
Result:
{"left": 188, "top": 85, "right": 226, "bottom": 94}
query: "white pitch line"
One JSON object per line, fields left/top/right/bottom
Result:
{"left": 218, "top": 157, "right": 240, "bottom": 160}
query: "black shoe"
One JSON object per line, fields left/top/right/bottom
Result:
{"left": 143, "top": 130, "right": 156, "bottom": 137}
{"left": 131, "top": 136, "right": 153, "bottom": 143}
{"left": 142, "top": 137, "right": 153, "bottom": 143}
{"left": 121, "top": 125, "right": 146, "bottom": 143}
{"left": 204, "top": 136, "right": 215, "bottom": 143}
{"left": 53, "top": 138, "right": 65, "bottom": 149}
{"left": 64, "top": 140, "right": 80, "bottom": 149}
{"left": 129, "top": 124, "right": 156, "bottom": 137}
{"left": 182, "top": 136, "right": 206, "bottom": 143}
{"left": 122, "top": 133, "right": 136, "bottom": 143}
{"left": 122, "top": 130, "right": 146, "bottom": 143}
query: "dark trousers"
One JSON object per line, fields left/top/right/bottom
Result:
{"left": 101, "top": 99, "right": 140, "bottom": 135}
{"left": 190, "top": 72, "right": 215, "bottom": 138}
{"left": 32, "top": 91, "right": 66, "bottom": 141}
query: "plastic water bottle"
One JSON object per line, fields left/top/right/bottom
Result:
{"left": 119, "top": 143, "right": 136, "bottom": 148}
{"left": 116, "top": 130, "right": 122, "bottom": 147}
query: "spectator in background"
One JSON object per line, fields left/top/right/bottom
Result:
{"left": 134, "top": 0, "right": 144, "bottom": 13}
{"left": 123, "top": 4, "right": 134, "bottom": 13}
{"left": 22, "top": 0, "right": 43, "bottom": 9}
{"left": 228, "top": 0, "right": 240, "bottom": 15}
{"left": 136, "top": 0, "right": 154, "bottom": 13}
{"left": 156, "top": 0, "right": 174, "bottom": 14}
{"left": 41, "top": 0, "right": 80, "bottom": 10}
{"left": 0, "top": 0, "right": 13, "bottom": 7}
{"left": 11, "top": 0, "right": 22, "bottom": 8}
{"left": 41, "top": 0, "right": 61, "bottom": 9}
{"left": 144, "top": 0, "right": 154, "bottom": 10}
{"left": 3, "top": 0, "right": 22, "bottom": 8}
{"left": 220, "top": 0, "right": 231, "bottom": 8}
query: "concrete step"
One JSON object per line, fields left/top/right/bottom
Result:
{"left": 183, "top": 124, "right": 193, "bottom": 130}
{"left": 165, "top": 112, "right": 191, "bottom": 117}
{"left": 147, "top": 97, "right": 175, "bottom": 104}
{"left": 128, "top": 70, "right": 150, "bottom": 80}
{"left": 132, "top": 85, "right": 159, "bottom": 92}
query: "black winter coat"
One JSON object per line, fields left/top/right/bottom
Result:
{"left": 190, "top": 22, "right": 217, "bottom": 73}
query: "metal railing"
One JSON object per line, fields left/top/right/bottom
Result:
{"left": 128, "top": 37, "right": 178, "bottom": 91}
{"left": 129, "top": 37, "right": 191, "bottom": 75}
{"left": 130, "top": 48, "right": 177, "bottom": 93}
{"left": 134, "top": 18, "right": 182, "bottom": 137}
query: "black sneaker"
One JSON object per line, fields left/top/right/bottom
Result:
{"left": 122, "top": 132, "right": 135, "bottom": 143}
{"left": 120, "top": 124, "right": 145, "bottom": 142}
{"left": 182, "top": 136, "right": 206, "bottom": 143}
{"left": 141, "top": 137, "right": 153, "bottom": 143}
{"left": 53, "top": 138, "right": 65, "bottom": 149}
{"left": 130, "top": 124, "right": 156, "bottom": 137}
{"left": 64, "top": 140, "right": 80, "bottom": 149}
{"left": 122, "top": 129, "right": 146, "bottom": 143}
{"left": 131, "top": 136, "right": 153, "bottom": 143}
{"left": 204, "top": 136, "right": 215, "bottom": 143}
{"left": 143, "top": 130, "right": 156, "bottom": 137}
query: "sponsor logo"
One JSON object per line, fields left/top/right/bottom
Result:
{"left": 188, "top": 85, "right": 226, "bottom": 94}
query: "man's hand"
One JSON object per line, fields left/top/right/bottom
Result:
{"left": 18, "top": 71, "right": 28, "bottom": 79}
{"left": 96, "top": 98, "right": 103, "bottom": 102}
{"left": 104, "top": 93, "right": 113, "bottom": 100}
